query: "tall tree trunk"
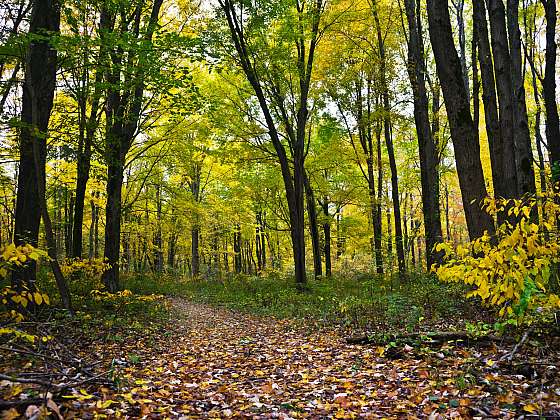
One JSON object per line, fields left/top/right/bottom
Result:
{"left": 260, "top": 213, "right": 266, "bottom": 270}
{"left": 453, "top": 0, "right": 469, "bottom": 99}
{"left": 541, "top": 0, "right": 560, "bottom": 178}
{"left": 219, "top": 0, "right": 324, "bottom": 288}
{"left": 336, "top": 210, "right": 344, "bottom": 258}
{"left": 304, "top": 172, "right": 321, "bottom": 278}
{"left": 12, "top": 0, "right": 58, "bottom": 290}
{"left": 154, "top": 183, "right": 163, "bottom": 272}
{"left": 234, "top": 224, "right": 241, "bottom": 274}
{"left": 72, "top": 64, "right": 102, "bottom": 258}
{"left": 427, "top": 0, "right": 495, "bottom": 239}
{"left": 506, "top": 0, "right": 536, "bottom": 195}
{"left": 103, "top": 155, "right": 123, "bottom": 292}
{"left": 373, "top": 6, "right": 405, "bottom": 274}
{"left": 14, "top": 0, "right": 72, "bottom": 311}
{"left": 100, "top": 0, "right": 163, "bottom": 291}
{"left": 404, "top": 0, "right": 443, "bottom": 268}
{"left": 191, "top": 226, "right": 199, "bottom": 278}
{"left": 487, "top": 0, "right": 519, "bottom": 198}
{"left": 320, "top": 199, "right": 332, "bottom": 277}
{"left": 473, "top": 0, "right": 507, "bottom": 199}
{"left": 65, "top": 191, "right": 74, "bottom": 258}
{"left": 375, "top": 112, "right": 384, "bottom": 272}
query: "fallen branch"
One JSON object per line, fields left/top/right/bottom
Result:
{"left": 0, "top": 398, "right": 46, "bottom": 408}
{"left": 499, "top": 327, "right": 535, "bottom": 363}
{"left": 0, "top": 373, "right": 57, "bottom": 388}
{"left": 346, "top": 331, "right": 516, "bottom": 346}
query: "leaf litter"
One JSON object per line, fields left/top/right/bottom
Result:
{"left": 2, "top": 298, "right": 560, "bottom": 418}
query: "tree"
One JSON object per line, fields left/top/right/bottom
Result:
{"left": 540, "top": 0, "right": 560, "bottom": 180}
{"left": 12, "top": 0, "right": 72, "bottom": 310}
{"left": 371, "top": 0, "right": 405, "bottom": 274}
{"left": 426, "top": 0, "right": 495, "bottom": 240}
{"left": 100, "top": 0, "right": 164, "bottom": 292}
{"left": 403, "top": 0, "right": 443, "bottom": 267}
{"left": 217, "top": 0, "right": 326, "bottom": 287}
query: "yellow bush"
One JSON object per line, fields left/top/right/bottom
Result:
{"left": 433, "top": 193, "right": 560, "bottom": 321}
{"left": 0, "top": 243, "right": 51, "bottom": 343}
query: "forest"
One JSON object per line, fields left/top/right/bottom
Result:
{"left": 1, "top": 0, "right": 560, "bottom": 417}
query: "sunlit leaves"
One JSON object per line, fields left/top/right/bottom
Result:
{"left": 433, "top": 193, "right": 560, "bottom": 323}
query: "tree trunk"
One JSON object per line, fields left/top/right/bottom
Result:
{"left": 541, "top": 0, "right": 560, "bottom": 177}
{"left": 72, "top": 65, "right": 102, "bottom": 259}
{"left": 473, "top": 0, "right": 507, "bottom": 200}
{"left": 12, "top": 0, "right": 59, "bottom": 290}
{"left": 321, "top": 200, "right": 332, "bottom": 277}
{"left": 100, "top": 0, "right": 163, "bottom": 291}
{"left": 191, "top": 226, "right": 199, "bottom": 278}
{"left": 426, "top": 0, "right": 495, "bottom": 240}
{"left": 65, "top": 191, "right": 74, "bottom": 258}
{"left": 154, "top": 183, "right": 163, "bottom": 272}
{"left": 102, "top": 155, "right": 123, "bottom": 292}
{"left": 17, "top": 0, "right": 72, "bottom": 311}
{"left": 453, "top": 0, "right": 469, "bottom": 99}
{"left": 336, "top": 210, "right": 344, "bottom": 258}
{"left": 486, "top": 0, "right": 519, "bottom": 199}
{"left": 373, "top": 12, "right": 405, "bottom": 274}
{"left": 404, "top": 0, "right": 444, "bottom": 268}
{"left": 234, "top": 224, "right": 241, "bottom": 274}
{"left": 72, "top": 153, "right": 90, "bottom": 258}
{"left": 506, "top": 0, "right": 536, "bottom": 195}
{"left": 304, "top": 171, "right": 321, "bottom": 278}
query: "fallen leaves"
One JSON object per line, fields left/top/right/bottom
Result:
{"left": 2, "top": 298, "right": 560, "bottom": 418}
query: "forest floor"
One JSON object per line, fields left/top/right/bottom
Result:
{"left": 4, "top": 298, "right": 560, "bottom": 419}
{"left": 4, "top": 296, "right": 560, "bottom": 419}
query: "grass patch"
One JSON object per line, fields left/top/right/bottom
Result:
{"left": 121, "top": 271, "right": 481, "bottom": 332}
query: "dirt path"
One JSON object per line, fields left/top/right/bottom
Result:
{"left": 76, "top": 299, "right": 559, "bottom": 418}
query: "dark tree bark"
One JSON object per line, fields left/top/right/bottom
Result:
{"left": 304, "top": 171, "right": 322, "bottom": 278}
{"left": 452, "top": 0, "right": 469, "bottom": 99}
{"left": 12, "top": 0, "right": 57, "bottom": 288}
{"left": 320, "top": 199, "right": 332, "bottom": 277}
{"left": 426, "top": 0, "right": 495, "bottom": 240}
{"left": 336, "top": 210, "right": 344, "bottom": 258}
{"left": 72, "top": 60, "right": 103, "bottom": 258}
{"left": 101, "top": 0, "right": 163, "bottom": 292}
{"left": 65, "top": 191, "right": 74, "bottom": 258}
{"left": 154, "top": 183, "right": 163, "bottom": 272}
{"left": 506, "top": 0, "right": 536, "bottom": 195}
{"left": 373, "top": 3, "right": 405, "bottom": 274}
{"left": 473, "top": 0, "right": 507, "bottom": 200}
{"left": 188, "top": 163, "right": 201, "bottom": 278}
{"left": 473, "top": 18, "right": 480, "bottom": 146}
{"left": 486, "top": 0, "right": 519, "bottom": 198}
{"left": 191, "top": 226, "right": 199, "bottom": 277}
{"left": 540, "top": 0, "right": 560, "bottom": 177}
{"left": 12, "top": 0, "right": 72, "bottom": 311}
{"left": 404, "top": 0, "right": 444, "bottom": 268}
{"left": 233, "top": 224, "right": 242, "bottom": 274}
{"left": 167, "top": 232, "right": 177, "bottom": 269}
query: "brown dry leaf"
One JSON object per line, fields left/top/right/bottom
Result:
{"left": 0, "top": 408, "right": 19, "bottom": 420}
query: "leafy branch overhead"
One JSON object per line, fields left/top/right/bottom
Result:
{"left": 1, "top": 0, "right": 560, "bottom": 417}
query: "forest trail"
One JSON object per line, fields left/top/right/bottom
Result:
{"left": 87, "top": 299, "right": 557, "bottom": 419}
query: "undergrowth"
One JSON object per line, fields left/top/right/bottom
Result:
{"left": 121, "top": 271, "right": 482, "bottom": 332}
{"left": 5, "top": 266, "right": 487, "bottom": 336}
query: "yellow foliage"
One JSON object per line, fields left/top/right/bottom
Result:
{"left": 433, "top": 193, "right": 560, "bottom": 320}
{"left": 61, "top": 257, "right": 110, "bottom": 279}
{"left": 0, "top": 243, "right": 52, "bottom": 343}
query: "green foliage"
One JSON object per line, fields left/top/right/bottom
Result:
{"left": 119, "top": 272, "right": 474, "bottom": 331}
